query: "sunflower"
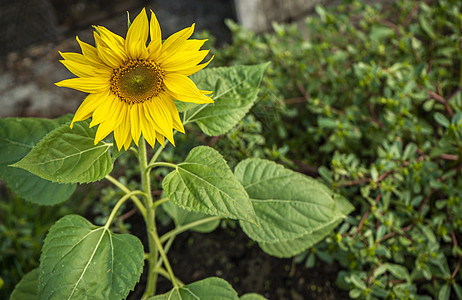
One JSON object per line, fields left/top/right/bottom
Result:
{"left": 56, "top": 8, "right": 213, "bottom": 150}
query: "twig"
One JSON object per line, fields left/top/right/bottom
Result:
{"left": 352, "top": 194, "right": 382, "bottom": 238}
{"left": 338, "top": 177, "right": 371, "bottom": 187}
{"left": 428, "top": 90, "right": 454, "bottom": 117}
{"left": 451, "top": 257, "right": 462, "bottom": 279}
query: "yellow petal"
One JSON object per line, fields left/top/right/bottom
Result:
{"left": 94, "top": 32, "right": 123, "bottom": 68}
{"left": 125, "top": 8, "right": 149, "bottom": 59}
{"left": 181, "top": 39, "right": 207, "bottom": 51}
{"left": 76, "top": 36, "right": 105, "bottom": 65}
{"left": 71, "top": 92, "right": 107, "bottom": 128}
{"left": 94, "top": 25, "right": 127, "bottom": 62}
{"left": 94, "top": 98, "right": 125, "bottom": 144}
{"left": 156, "top": 132, "right": 166, "bottom": 147}
{"left": 55, "top": 77, "right": 109, "bottom": 93}
{"left": 147, "top": 10, "right": 162, "bottom": 60}
{"left": 161, "top": 50, "right": 209, "bottom": 71}
{"left": 60, "top": 59, "right": 110, "bottom": 78}
{"left": 145, "top": 98, "right": 174, "bottom": 145}
{"left": 163, "top": 73, "right": 213, "bottom": 103}
{"left": 114, "top": 106, "right": 131, "bottom": 150}
{"left": 90, "top": 91, "right": 117, "bottom": 127}
{"left": 138, "top": 104, "right": 157, "bottom": 148}
{"left": 160, "top": 93, "right": 185, "bottom": 133}
{"left": 130, "top": 104, "right": 142, "bottom": 145}
{"left": 157, "top": 24, "right": 195, "bottom": 62}
{"left": 175, "top": 56, "right": 213, "bottom": 76}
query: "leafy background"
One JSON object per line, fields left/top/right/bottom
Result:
{"left": 1, "top": 0, "right": 462, "bottom": 299}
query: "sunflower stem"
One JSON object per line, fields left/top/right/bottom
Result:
{"left": 105, "top": 174, "right": 147, "bottom": 219}
{"left": 103, "top": 190, "right": 146, "bottom": 231}
{"left": 146, "top": 161, "right": 177, "bottom": 172}
{"left": 139, "top": 137, "right": 160, "bottom": 299}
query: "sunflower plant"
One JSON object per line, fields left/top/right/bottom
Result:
{"left": 2, "top": 8, "right": 353, "bottom": 299}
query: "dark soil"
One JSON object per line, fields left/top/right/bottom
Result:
{"left": 124, "top": 210, "right": 349, "bottom": 299}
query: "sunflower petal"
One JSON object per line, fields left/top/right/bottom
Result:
{"left": 147, "top": 10, "right": 162, "bottom": 60}
{"left": 114, "top": 106, "right": 131, "bottom": 150}
{"left": 60, "top": 59, "right": 110, "bottom": 78}
{"left": 161, "top": 50, "right": 209, "bottom": 71}
{"left": 71, "top": 92, "right": 107, "bottom": 128}
{"left": 164, "top": 73, "right": 213, "bottom": 103}
{"left": 94, "top": 99, "right": 125, "bottom": 144}
{"left": 94, "top": 32, "right": 123, "bottom": 67}
{"left": 145, "top": 98, "right": 174, "bottom": 145}
{"left": 130, "top": 104, "right": 142, "bottom": 145}
{"left": 158, "top": 24, "right": 195, "bottom": 62}
{"left": 55, "top": 77, "right": 109, "bottom": 93}
{"left": 138, "top": 105, "right": 157, "bottom": 148}
{"left": 94, "top": 25, "right": 127, "bottom": 62}
{"left": 160, "top": 93, "right": 185, "bottom": 134}
{"left": 125, "top": 8, "right": 149, "bottom": 59}
{"left": 156, "top": 132, "right": 165, "bottom": 147}
{"left": 174, "top": 56, "right": 214, "bottom": 76}
{"left": 76, "top": 36, "right": 105, "bottom": 65}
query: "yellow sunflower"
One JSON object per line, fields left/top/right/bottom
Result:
{"left": 56, "top": 8, "right": 213, "bottom": 150}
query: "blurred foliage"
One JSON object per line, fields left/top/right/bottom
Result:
{"left": 201, "top": 0, "right": 462, "bottom": 298}
{"left": 0, "top": 187, "right": 91, "bottom": 299}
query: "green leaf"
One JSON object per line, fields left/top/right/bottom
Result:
{"left": 258, "top": 195, "right": 352, "bottom": 258}
{"left": 350, "top": 274, "right": 367, "bottom": 290}
{"left": 148, "top": 277, "right": 239, "bottom": 300}
{"left": 163, "top": 200, "right": 221, "bottom": 233}
{"left": 386, "top": 263, "right": 410, "bottom": 281}
{"left": 38, "top": 215, "right": 144, "bottom": 300}
{"left": 163, "top": 146, "right": 257, "bottom": 223}
{"left": 434, "top": 112, "right": 450, "bottom": 128}
{"left": 12, "top": 119, "right": 113, "bottom": 184}
{"left": 0, "top": 116, "right": 76, "bottom": 205}
{"left": 240, "top": 293, "right": 268, "bottom": 300}
{"left": 438, "top": 284, "right": 450, "bottom": 300}
{"left": 179, "top": 63, "right": 269, "bottom": 136}
{"left": 453, "top": 283, "right": 462, "bottom": 300}
{"left": 235, "top": 159, "right": 353, "bottom": 245}
{"left": 10, "top": 268, "right": 39, "bottom": 300}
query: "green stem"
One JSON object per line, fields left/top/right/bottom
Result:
{"left": 139, "top": 138, "right": 159, "bottom": 299}
{"left": 105, "top": 175, "right": 147, "bottom": 219}
{"left": 160, "top": 216, "right": 221, "bottom": 243}
{"left": 146, "top": 161, "right": 177, "bottom": 172}
{"left": 156, "top": 236, "right": 175, "bottom": 268}
{"left": 152, "top": 228, "right": 179, "bottom": 288}
{"left": 148, "top": 144, "right": 167, "bottom": 166}
{"left": 153, "top": 197, "right": 169, "bottom": 209}
{"left": 104, "top": 190, "right": 146, "bottom": 230}
{"left": 155, "top": 267, "right": 185, "bottom": 286}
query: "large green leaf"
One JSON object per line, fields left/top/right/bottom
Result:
{"left": 178, "top": 63, "right": 269, "bottom": 136}
{"left": 38, "top": 215, "right": 144, "bottom": 300}
{"left": 162, "top": 146, "right": 257, "bottom": 224}
{"left": 0, "top": 116, "right": 76, "bottom": 205}
{"left": 163, "top": 200, "right": 221, "bottom": 233}
{"left": 10, "top": 268, "right": 39, "bottom": 300}
{"left": 259, "top": 195, "right": 353, "bottom": 258}
{"left": 240, "top": 293, "right": 268, "bottom": 300}
{"left": 148, "top": 277, "right": 239, "bottom": 300}
{"left": 235, "top": 159, "right": 353, "bottom": 248}
{"left": 12, "top": 119, "right": 113, "bottom": 184}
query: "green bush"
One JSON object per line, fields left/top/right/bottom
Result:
{"left": 205, "top": 0, "right": 462, "bottom": 298}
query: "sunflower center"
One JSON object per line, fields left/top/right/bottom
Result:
{"left": 110, "top": 60, "right": 164, "bottom": 104}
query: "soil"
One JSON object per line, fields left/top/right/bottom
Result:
{"left": 125, "top": 214, "right": 349, "bottom": 300}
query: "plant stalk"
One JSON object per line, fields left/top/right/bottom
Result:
{"left": 139, "top": 138, "right": 159, "bottom": 299}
